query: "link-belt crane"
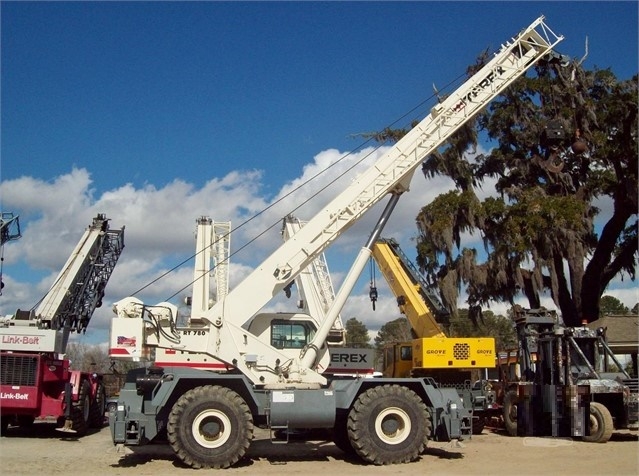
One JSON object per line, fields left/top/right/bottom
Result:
{"left": 1, "top": 214, "right": 124, "bottom": 435}
{"left": 109, "top": 17, "right": 564, "bottom": 469}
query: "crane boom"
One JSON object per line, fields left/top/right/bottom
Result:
{"left": 190, "top": 217, "right": 232, "bottom": 316}
{"left": 111, "top": 16, "right": 563, "bottom": 386}
{"left": 35, "top": 214, "right": 125, "bottom": 333}
{"left": 0, "top": 212, "right": 21, "bottom": 293}
{"left": 210, "top": 17, "right": 562, "bottom": 331}
{"left": 213, "top": 221, "right": 231, "bottom": 302}
{"left": 0, "top": 212, "right": 21, "bottom": 246}
{"left": 372, "top": 238, "right": 449, "bottom": 339}
{"left": 3, "top": 214, "right": 124, "bottom": 355}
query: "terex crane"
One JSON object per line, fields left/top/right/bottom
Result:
{"left": 0, "top": 214, "right": 125, "bottom": 435}
{"left": 109, "top": 17, "right": 563, "bottom": 469}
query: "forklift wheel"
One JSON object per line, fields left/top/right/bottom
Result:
{"left": 503, "top": 389, "right": 518, "bottom": 437}
{"left": 583, "top": 402, "right": 613, "bottom": 443}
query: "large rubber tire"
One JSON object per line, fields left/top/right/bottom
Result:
{"left": 107, "top": 400, "right": 118, "bottom": 414}
{"left": 89, "top": 382, "right": 106, "bottom": 428}
{"left": 472, "top": 416, "right": 485, "bottom": 435}
{"left": 17, "top": 415, "right": 35, "bottom": 428}
{"left": 167, "top": 385, "right": 253, "bottom": 469}
{"left": 503, "top": 389, "right": 518, "bottom": 437}
{"left": 1, "top": 417, "right": 9, "bottom": 434}
{"left": 347, "top": 385, "right": 431, "bottom": 465}
{"left": 332, "top": 415, "right": 355, "bottom": 455}
{"left": 583, "top": 402, "right": 613, "bottom": 443}
{"left": 70, "top": 379, "right": 91, "bottom": 436}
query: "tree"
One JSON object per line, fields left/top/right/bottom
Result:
{"left": 344, "top": 317, "right": 372, "bottom": 348}
{"left": 447, "top": 309, "right": 517, "bottom": 352}
{"left": 413, "top": 57, "right": 637, "bottom": 326}
{"left": 65, "top": 342, "right": 111, "bottom": 373}
{"left": 599, "top": 295, "right": 629, "bottom": 316}
{"left": 373, "top": 317, "right": 413, "bottom": 350}
{"left": 65, "top": 342, "right": 142, "bottom": 374}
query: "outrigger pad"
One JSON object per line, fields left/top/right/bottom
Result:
{"left": 55, "top": 419, "right": 78, "bottom": 434}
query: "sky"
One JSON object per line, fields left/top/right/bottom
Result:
{"left": 1, "top": 1, "right": 638, "bottom": 346}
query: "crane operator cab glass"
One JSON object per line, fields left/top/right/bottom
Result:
{"left": 271, "top": 319, "right": 316, "bottom": 349}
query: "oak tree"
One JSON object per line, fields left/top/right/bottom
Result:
{"left": 414, "top": 56, "right": 637, "bottom": 326}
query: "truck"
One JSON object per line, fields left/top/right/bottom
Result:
{"left": 371, "top": 237, "right": 497, "bottom": 432}
{"left": 108, "top": 17, "right": 564, "bottom": 468}
{"left": 0, "top": 214, "right": 125, "bottom": 435}
{"left": 501, "top": 307, "right": 639, "bottom": 442}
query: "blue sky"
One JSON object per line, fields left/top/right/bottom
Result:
{"left": 1, "top": 1, "right": 637, "bottom": 345}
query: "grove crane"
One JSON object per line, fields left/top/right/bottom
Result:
{"left": 371, "top": 237, "right": 497, "bottom": 433}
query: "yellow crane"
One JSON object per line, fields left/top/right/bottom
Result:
{"left": 371, "top": 238, "right": 495, "bottom": 378}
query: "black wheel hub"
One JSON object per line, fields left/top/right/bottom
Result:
{"left": 381, "top": 416, "right": 399, "bottom": 435}
{"left": 200, "top": 418, "right": 222, "bottom": 439}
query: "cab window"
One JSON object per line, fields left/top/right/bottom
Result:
{"left": 271, "top": 320, "right": 315, "bottom": 349}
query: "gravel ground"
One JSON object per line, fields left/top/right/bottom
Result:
{"left": 1, "top": 422, "right": 637, "bottom": 475}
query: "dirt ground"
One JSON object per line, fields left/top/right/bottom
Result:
{"left": 0, "top": 422, "right": 637, "bottom": 476}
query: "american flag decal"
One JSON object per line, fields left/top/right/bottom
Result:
{"left": 117, "top": 336, "right": 136, "bottom": 347}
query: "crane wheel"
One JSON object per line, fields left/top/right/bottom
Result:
{"left": 89, "top": 382, "right": 106, "bottom": 428}
{"left": 333, "top": 415, "right": 355, "bottom": 455}
{"left": 583, "top": 402, "right": 613, "bottom": 443}
{"left": 67, "top": 379, "right": 91, "bottom": 436}
{"left": 472, "top": 416, "right": 485, "bottom": 435}
{"left": 503, "top": 389, "right": 518, "bottom": 437}
{"left": 167, "top": 385, "right": 253, "bottom": 469}
{"left": 0, "top": 418, "right": 9, "bottom": 434}
{"left": 16, "top": 415, "right": 35, "bottom": 428}
{"left": 347, "top": 385, "right": 431, "bottom": 465}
